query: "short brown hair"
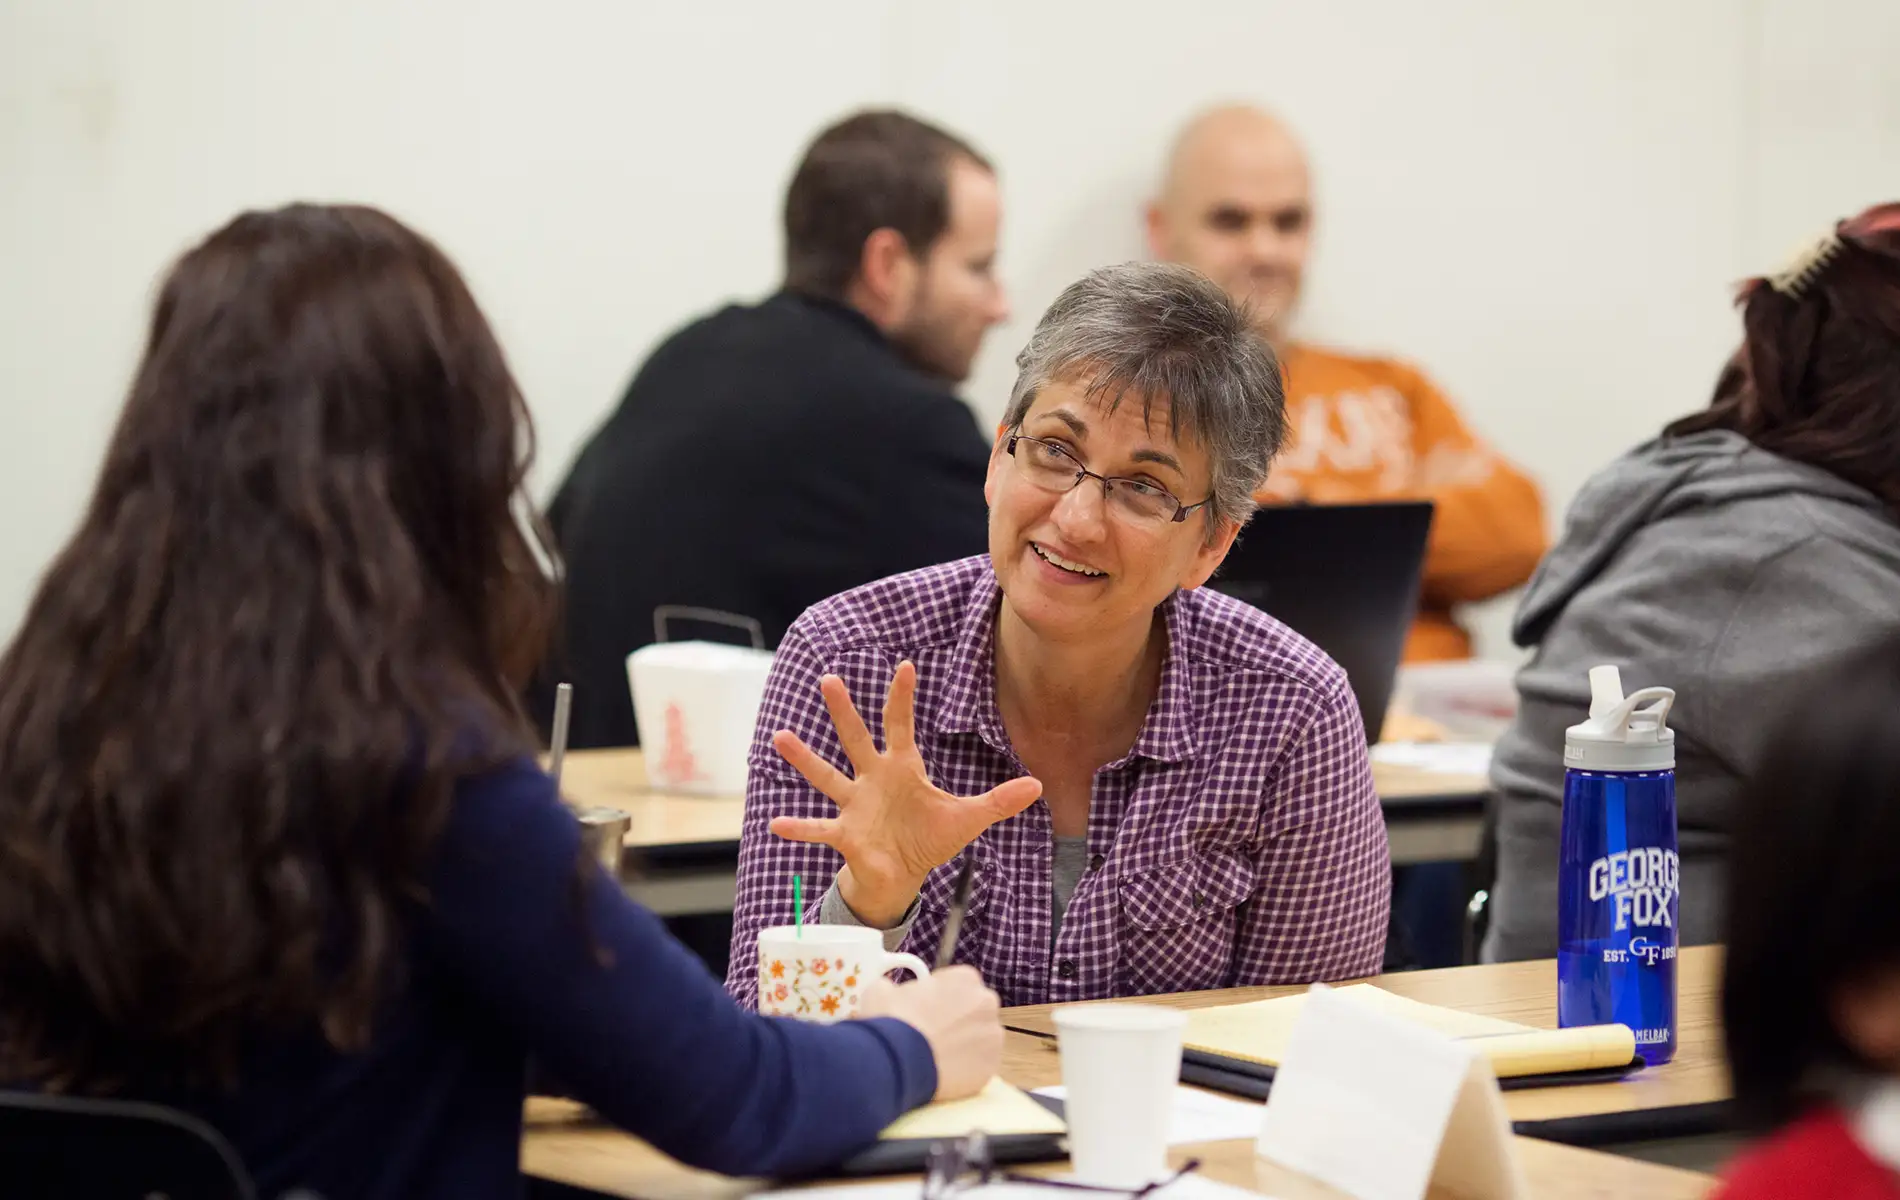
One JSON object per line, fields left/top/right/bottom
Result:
{"left": 1666, "top": 202, "right": 1900, "bottom": 513}
{"left": 782, "top": 109, "right": 991, "bottom": 302}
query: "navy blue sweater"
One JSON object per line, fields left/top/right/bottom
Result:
{"left": 146, "top": 757, "right": 937, "bottom": 1198}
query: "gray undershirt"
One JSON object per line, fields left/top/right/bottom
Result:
{"left": 1049, "top": 835, "right": 1090, "bottom": 939}
{"left": 818, "top": 835, "right": 1093, "bottom": 952}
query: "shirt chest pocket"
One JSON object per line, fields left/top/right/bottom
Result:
{"left": 1114, "top": 852, "right": 1257, "bottom": 997}
{"left": 907, "top": 856, "right": 997, "bottom": 971}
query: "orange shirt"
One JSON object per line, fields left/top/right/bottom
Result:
{"left": 1260, "top": 343, "right": 1547, "bottom": 661}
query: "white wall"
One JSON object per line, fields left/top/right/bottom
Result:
{"left": 3, "top": 0, "right": 1896, "bottom": 651}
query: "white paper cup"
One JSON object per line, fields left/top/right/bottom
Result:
{"left": 1053, "top": 1004, "right": 1187, "bottom": 1187}
{"left": 757, "top": 925, "right": 931, "bottom": 1023}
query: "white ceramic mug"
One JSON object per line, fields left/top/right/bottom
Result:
{"left": 757, "top": 925, "right": 931, "bottom": 1023}
{"left": 1053, "top": 1004, "right": 1188, "bottom": 1187}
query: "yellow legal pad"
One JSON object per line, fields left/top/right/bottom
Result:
{"left": 520, "top": 1080, "right": 1065, "bottom": 1144}
{"left": 878, "top": 1078, "right": 1066, "bottom": 1140}
{"left": 1184, "top": 985, "right": 1637, "bottom": 1078}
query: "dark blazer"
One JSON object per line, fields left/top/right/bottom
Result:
{"left": 537, "top": 291, "right": 992, "bottom": 748}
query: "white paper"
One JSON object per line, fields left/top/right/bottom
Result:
{"left": 752, "top": 1175, "right": 1274, "bottom": 1200}
{"left": 1367, "top": 741, "right": 1494, "bottom": 776}
{"left": 1033, "top": 1085, "right": 1263, "bottom": 1147}
{"left": 1255, "top": 985, "right": 1466, "bottom": 1200}
{"left": 1254, "top": 984, "right": 1524, "bottom": 1200}
{"left": 1434, "top": 1069, "right": 1528, "bottom": 1200}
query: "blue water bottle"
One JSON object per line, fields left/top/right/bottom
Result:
{"left": 1557, "top": 665, "right": 1679, "bottom": 1065}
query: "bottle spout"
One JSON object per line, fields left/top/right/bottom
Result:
{"left": 1568, "top": 666, "right": 1678, "bottom": 771}
{"left": 1588, "top": 665, "right": 1625, "bottom": 719}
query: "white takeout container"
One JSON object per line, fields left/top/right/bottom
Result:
{"left": 627, "top": 640, "right": 773, "bottom": 796}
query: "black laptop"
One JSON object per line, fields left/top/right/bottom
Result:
{"left": 1209, "top": 501, "right": 1434, "bottom": 742}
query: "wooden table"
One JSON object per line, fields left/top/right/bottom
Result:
{"left": 1003, "top": 947, "right": 1731, "bottom": 1145}
{"left": 560, "top": 741, "right": 1490, "bottom": 915}
{"left": 523, "top": 1025, "right": 1715, "bottom": 1200}
{"left": 561, "top": 748, "right": 746, "bottom": 852}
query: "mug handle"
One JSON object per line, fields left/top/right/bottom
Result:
{"left": 879, "top": 951, "right": 931, "bottom": 982}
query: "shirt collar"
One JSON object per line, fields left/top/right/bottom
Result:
{"left": 936, "top": 566, "right": 1005, "bottom": 745}
{"left": 936, "top": 562, "right": 1199, "bottom": 765}
{"left": 775, "top": 289, "right": 895, "bottom": 353}
{"left": 1130, "top": 591, "right": 1197, "bottom": 764}
{"left": 1854, "top": 1078, "right": 1900, "bottom": 1174}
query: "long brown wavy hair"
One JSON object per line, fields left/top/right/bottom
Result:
{"left": 0, "top": 204, "right": 557, "bottom": 1091}
{"left": 1667, "top": 201, "right": 1900, "bottom": 513}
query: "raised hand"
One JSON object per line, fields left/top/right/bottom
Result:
{"left": 768, "top": 661, "right": 1042, "bottom": 927}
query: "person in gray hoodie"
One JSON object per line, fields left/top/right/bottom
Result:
{"left": 1484, "top": 202, "right": 1900, "bottom": 963}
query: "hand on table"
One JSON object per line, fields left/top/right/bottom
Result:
{"left": 858, "top": 965, "right": 1002, "bottom": 1101}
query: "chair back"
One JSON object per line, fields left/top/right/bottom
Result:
{"left": 0, "top": 1089, "right": 257, "bottom": 1200}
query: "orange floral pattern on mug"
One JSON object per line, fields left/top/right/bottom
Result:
{"left": 758, "top": 949, "right": 870, "bottom": 1024}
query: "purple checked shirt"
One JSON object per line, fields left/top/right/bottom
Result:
{"left": 724, "top": 556, "right": 1391, "bottom": 1009}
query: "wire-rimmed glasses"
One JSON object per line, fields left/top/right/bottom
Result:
{"left": 921, "top": 1131, "right": 1201, "bottom": 1200}
{"left": 1005, "top": 434, "right": 1212, "bottom": 527}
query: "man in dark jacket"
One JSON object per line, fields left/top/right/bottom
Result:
{"left": 540, "top": 110, "right": 1009, "bottom": 749}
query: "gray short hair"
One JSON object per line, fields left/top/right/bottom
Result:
{"left": 1003, "top": 262, "right": 1287, "bottom": 531}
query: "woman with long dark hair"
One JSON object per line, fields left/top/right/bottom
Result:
{"left": 0, "top": 204, "right": 1000, "bottom": 1199}
{"left": 1484, "top": 201, "right": 1900, "bottom": 962}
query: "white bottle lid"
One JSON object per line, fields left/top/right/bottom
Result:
{"left": 1564, "top": 665, "right": 1677, "bottom": 772}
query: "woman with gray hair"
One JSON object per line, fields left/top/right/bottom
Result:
{"left": 726, "top": 262, "right": 1391, "bottom": 1008}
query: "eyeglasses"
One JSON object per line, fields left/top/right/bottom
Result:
{"left": 922, "top": 1131, "right": 1201, "bottom": 1200}
{"left": 1006, "top": 434, "right": 1212, "bottom": 526}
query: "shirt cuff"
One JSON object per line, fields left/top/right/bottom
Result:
{"left": 819, "top": 880, "right": 920, "bottom": 953}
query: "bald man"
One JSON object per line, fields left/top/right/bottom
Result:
{"left": 1148, "top": 107, "right": 1546, "bottom": 661}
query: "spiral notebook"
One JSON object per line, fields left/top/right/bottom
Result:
{"left": 1177, "top": 985, "right": 1639, "bottom": 1100}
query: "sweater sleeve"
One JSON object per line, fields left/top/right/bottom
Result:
{"left": 1392, "top": 363, "right": 1549, "bottom": 605}
{"left": 420, "top": 757, "right": 938, "bottom": 1178}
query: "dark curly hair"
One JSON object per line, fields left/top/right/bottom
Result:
{"left": 0, "top": 203, "right": 556, "bottom": 1091}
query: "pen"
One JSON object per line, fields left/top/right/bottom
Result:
{"left": 548, "top": 682, "right": 573, "bottom": 793}
{"left": 935, "top": 853, "right": 977, "bottom": 969}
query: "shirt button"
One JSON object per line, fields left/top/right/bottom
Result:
{"left": 1056, "top": 959, "right": 1077, "bottom": 979}
{"left": 1088, "top": 854, "right": 1105, "bottom": 872}
{"left": 1193, "top": 893, "right": 1208, "bottom": 909}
